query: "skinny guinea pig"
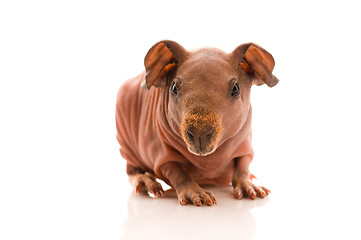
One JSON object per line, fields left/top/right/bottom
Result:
{"left": 116, "top": 40, "right": 278, "bottom": 206}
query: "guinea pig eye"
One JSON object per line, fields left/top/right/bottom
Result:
{"left": 231, "top": 83, "right": 240, "bottom": 97}
{"left": 171, "top": 81, "right": 178, "bottom": 95}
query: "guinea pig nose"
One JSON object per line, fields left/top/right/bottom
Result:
{"left": 186, "top": 125, "right": 214, "bottom": 140}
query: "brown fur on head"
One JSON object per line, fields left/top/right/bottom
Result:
{"left": 144, "top": 40, "right": 278, "bottom": 156}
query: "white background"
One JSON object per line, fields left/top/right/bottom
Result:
{"left": 1, "top": 0, "right": 361, "bottom": 239}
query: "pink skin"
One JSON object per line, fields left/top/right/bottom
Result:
{"left": 116, "top": 41, "right": 278, "bottom": 206}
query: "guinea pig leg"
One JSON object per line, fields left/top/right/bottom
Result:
{"left": 232, "top": 156, "right": 271, "bottom": 200}
{"left": 160, "top": 162, "right": 217, "bottom": 206}
{"left": 128, "top": 167, "right": 164, "bottom": 198}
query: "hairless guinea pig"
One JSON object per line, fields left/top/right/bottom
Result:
{"left": 116, "top": 40, "right": 279, "bottom": 206}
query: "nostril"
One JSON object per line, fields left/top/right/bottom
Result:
{"left": 187, "top": 125, "right": 214, "bottom": 141}
{"left": 206, "top": 126, "right": 214, "bottom": 137}
{"left": 187, "top": 127, "right": 195, "bottom": 141}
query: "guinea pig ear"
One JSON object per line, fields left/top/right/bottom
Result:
{"left": 143, "top": 40, "right": 187, "bottom": 89}
{"left": 232, "top": 43, "right": 279, "bottom": 87}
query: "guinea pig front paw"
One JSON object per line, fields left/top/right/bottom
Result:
{"left": 129, "top": 172, "right": 164, "bottom": 199}
{"left": 232, "top": 177, "right": 271, "bottom": 200}
{"left": 175, "top": 181, "right": 217, "bottom": 206}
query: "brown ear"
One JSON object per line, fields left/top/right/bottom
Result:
{"left": 143, "top": 40, "right": 187, "bottom": 89}
{"left": 233, "top": 43, "right": 279, "bottom": 87}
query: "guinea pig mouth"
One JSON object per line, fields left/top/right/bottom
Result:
{"left": 187, "top": 144, "right": 217, "bottom": 157}
{"left": 181, "top": 109, "right": 223, "bottom": 156}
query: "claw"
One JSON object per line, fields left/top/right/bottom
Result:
{"left": 150, "top": 190, "right": 159, "bottom": 199}
{"left": 261, "top": 186, "right": 271, "bottom": 195}
{"left": 250, "top": 192, "right": 256, "bottom": 200}
{"left": 191, "top": 195, "right": 202, "bottom": 206}
{"left": 205, "top": 191, "right": 217, "bottom": 204}
{"left": 205, "top": 199, "right": 213, "bottom": 206}
{"left": 259, "top": 190, "right": 266, "bottom": 198}
{"left": 180, "top": 198, "right": 187, "bottom": 205}
{"left": 234, "top": 188, "right": 243, "bottom": 199}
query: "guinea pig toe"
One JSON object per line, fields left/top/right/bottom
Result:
{"left": 131, "top": 173, "right": 164, "bottom": 199}
{"left": 146, "top": 181, "right": 164, "bottom": 199}
{"left": 253, "top": 185, "right": 267, "bottom": 198}
{"left": 176, "top": 183, "right": 216, "bottom": 206}
{"left": 200, "top": 192, "right": 215, "bottom": 206}
{"left": 233, "top": 186, "right": 243, "bottom": 199}
{"left": 233, "top": 178, "right": 271, "bottom": 200}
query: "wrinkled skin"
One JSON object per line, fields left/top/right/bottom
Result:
{"left": 116, "top": 40, "right": 278, "bottom": 206}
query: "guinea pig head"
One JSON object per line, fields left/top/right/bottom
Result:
{"left": 144, "top": 40, "right": 278, "bottom": 156}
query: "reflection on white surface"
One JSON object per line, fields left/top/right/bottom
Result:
{"left": 120, "top": 173, "right": 361, "bottom": 240}
{"left": 121, "top": 186, "right": 269, "bottom": 240}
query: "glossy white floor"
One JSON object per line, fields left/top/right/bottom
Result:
{"left": 1, "top": 1, "right": 361, "bottom": 240}
{"left": 119, "top": 155, "right": 361, "bottom": 240}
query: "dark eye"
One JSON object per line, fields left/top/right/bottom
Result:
{"left": 231, "top": 83, "right": 240, "bottom": 97}
{"left": 171, "top": 81, "right": 178, "bottom": 95}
